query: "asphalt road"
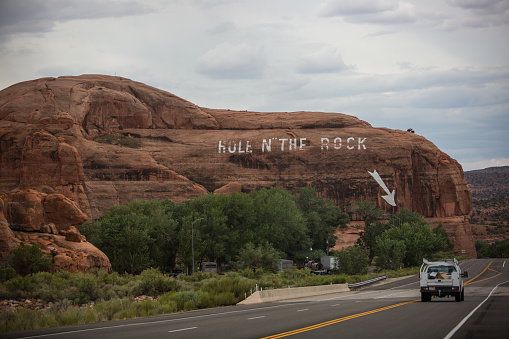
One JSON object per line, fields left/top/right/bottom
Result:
{"left": 2, "top": 258, "right": 508, "bottom": 339}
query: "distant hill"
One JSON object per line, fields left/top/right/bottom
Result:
{"left": 464, "top": 166, "right": 509, "bottom": 243}
{"left": 464, "top": 166, "right": 509, "bottom": 200}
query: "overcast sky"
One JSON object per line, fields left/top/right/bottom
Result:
{"left": 1, "top": 0, "right": 508, "bottom": 171}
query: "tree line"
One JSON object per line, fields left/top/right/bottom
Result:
{"left": 348, "top": 201, "right": 453, "bottom": 273}
{"left": 79, "top": 187, "right": 348, "bottom": 274}
{"left": 79, "top": 188, "right": 453, "bottom": 276}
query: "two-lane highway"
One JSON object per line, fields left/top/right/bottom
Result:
{"left": 2, "top": 259, "right": 508, "bottom": 339}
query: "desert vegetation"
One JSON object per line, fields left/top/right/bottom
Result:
{"left": 0, "top": 262, "right": 416, "bottom": 332}
{"left": 0, "top": 188, "right": 455, "bottom": 332}
{"left": 475, "top": 239, "right": 509, "bottom": 258}
{"left": 78, "top": 187, "right": 348, "bottom": 275}
{"left": 93, "top": 133, "right": 142, "bottom": 148}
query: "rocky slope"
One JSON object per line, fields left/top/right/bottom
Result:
{"left": 0, "top": 75, "right": 476, "bottom": 264}
{"left": 465, "top": 166, "right": 509, "bottom": 244}
{"left": 465, "top": 166, "right": 509, "bottom": 200}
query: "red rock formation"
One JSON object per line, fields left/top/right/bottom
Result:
{"left": 0, "top": 190, "right": 111, "bottom": 272}
{"left": 0, "top": 75, "right": 476, "bottom": 259}
{"left": 214, "top": 182, "right": 243, "bottom": 195}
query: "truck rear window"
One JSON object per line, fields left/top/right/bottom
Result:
{"left": 427, "top": 266, "right": 456, "bottom": 275}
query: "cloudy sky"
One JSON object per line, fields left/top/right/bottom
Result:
{"left": 1, "top": 0, "right": 508, "bottom": 171}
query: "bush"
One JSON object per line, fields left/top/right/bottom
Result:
{"left": 94, "top": 134, "right": 142, "bottom": 148}
{"left": 236, "top": 242, "right": 281, "bottom": 273}
{"left": 9, "top": 244, "right": 54, "bottom": 276}
{"left": 0, "top": 266, "right": 17, "bottom": 282}
{"left": 170, "top": 291, "right": 200, "bottom": 311}
{"left": 94, "top": 298, "right": 132, "bottom": 321}
{"left": 200, "top": 276, "right": 254, "bottom": 300}
{"left": 335, "top": 246, "right": 369, "bottom": 275}
{"left": 135, "top": 268, "right": 181, "bottom": 296}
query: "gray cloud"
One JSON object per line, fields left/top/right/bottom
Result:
{"left": 195, "top": 42, "right": 266, "bottom": 79}
{"left": 440, "top": 0, "right": 509, "bottom": 29}
{"left": 296, "top": 46, "right": 355, "bottom": 74}
{"left": 319, "top": 0, "right": 416, "bottom": 25}
{"left": 0, "top": 0, "right": 154, "bottom": 41}
{"left": 319, "top": 0, "right": 509, "bottom": 30}
{"left": 207, "top": 21, "right": 236, "bottom": 34}
{"left": 446, "top": 0, "right": 509, "bottom": 13}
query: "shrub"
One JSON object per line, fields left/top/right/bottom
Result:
{"left": 135, "top": 268, "right": 181, "bottom": 296}
{"left": 335, "top": 246, "right": 369, "bottom": 275}
{"left": 9, "top": 244, "right": 54, "bottom": 276}
{"left": 94, "top": 298, "right": 131, "bottom": 321}
{"left": 170, "top": 291, "right": 200, "bottom": 311}
{"left": 200, "top": 276, "right": 254, "bottom": 300}
{"left": 0, "top": 266, "right": 17, "bottom": 282}
{"left": 94, "top": 134, "right": 142, "bottom": 148}
{"left": 179, "top": 271, "right": 215, "bottom": 282}
{"left": 0, "top": 308, "right": 44, "bottom": 332}
{"left": 236, "top": 242, "right": 281, "bottom": 273}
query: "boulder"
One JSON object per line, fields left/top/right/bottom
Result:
{"left": 0, "top": 190, "right": 110, "bottom": 272}
{"left": 43, "top": 194, "right": 87, "bottom": 232}
{"left": 14, "top": 231, "right": 111, "bottom": 273}
{"left": 63, "top": 226, "right": 85, "bottom": 243}
{"left": 3, "top": 189, "right": 45, "bottom": 232}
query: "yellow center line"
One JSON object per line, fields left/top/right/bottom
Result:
{"left": 259, "top": 299, "right": 419, "bottom": 339}
{"left": 464, "top": 261, "right": 501, "bottom": 286}
{"left": 262, "top": 261, "right": 502, "bottom": 339}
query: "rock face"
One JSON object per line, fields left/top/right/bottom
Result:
{"left": 0, "top": 75, "right": 476, "bottom": 259}
{"left": 0, "top": 190, "right": 111, "bottom": 272}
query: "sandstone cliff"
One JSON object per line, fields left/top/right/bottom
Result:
{"left": 0, "top": 75, "right": 476, "bottom": 260}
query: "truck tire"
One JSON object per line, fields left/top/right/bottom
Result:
{"left": 461, "top": 289, "right": 464, "bottom": 301}
{"left": 421, "top": 293, "right": 430, "bottom": 302}
{"left": 455, "top": 292, "right": 461, "bottom": 302}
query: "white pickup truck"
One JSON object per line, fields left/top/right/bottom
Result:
{"left": 419, "top": 258, "right": 468, "bottom": 302}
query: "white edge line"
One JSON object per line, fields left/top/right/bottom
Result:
{"left": 15, "top": 302, "right": 306, "bottom": 338}
{"left": 248, "top": 316, "right": 266, "bottom": 320}
{"left": 13, "top": 272, "right": 430, "bottom": 338}
{"left": 443, "top": 279, "right": 509, "bottom": 339}
{"left": 168, "top": 326, "right": 197, "bottom": 333}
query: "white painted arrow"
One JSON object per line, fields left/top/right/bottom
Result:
{"left": 368, "top": 170, "right": 396, "bottom": 207}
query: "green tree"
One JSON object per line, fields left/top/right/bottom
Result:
{"left": 356, "top": 220, "right": 391, "bottom": 263}
{"left": 296, "top": 186, "right": 349, "bottom": 253}
{"left": 432, "top": 223, "right": 454, "bottom": 251}
{"left": 475, "top": 239, "right": 490, "bottom": 258}
{"left": 236, "top": 242, "right": 281, "bottom": 273}
{"left": 79, "top": 200, "right": 180, "bottom": 274}
{"left": 10, "top": 244, "right": 54, "bottom": 276}
{"left": 373, "top": 237, "right": 406, "bottom": 270}
{"left": 250, "top": 187, "right": 311, "bottom": 252}
{"left": 335, "top": 246, "right": 369, "bottom": 275}
{"left": 177, "top": 194, "right": 231, "bottom": 273}
{"left": 349, "top": 200, "right": 386, "bottom": 226}
{"left": 375, "top": 210, "right": 448, "bottom": 267}
{"left": 475, "top": 238, "right": 509, "bottom": 259}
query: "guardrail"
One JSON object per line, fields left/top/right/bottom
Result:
{"left": 238, "top": 283, "right": 350, "bottom": 305}
{"left": 348, "top": 275, "right": 388, "bottom": 290}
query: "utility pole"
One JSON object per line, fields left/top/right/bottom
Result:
{"left": 192, "top": 218, "right": 204, "bottom": 274}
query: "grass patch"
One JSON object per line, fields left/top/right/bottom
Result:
{"left": 0, "top": 267, "right": 416, "bottom": 332}
{"left": 94, "top": 134, "right": 142, "bottom": 148}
